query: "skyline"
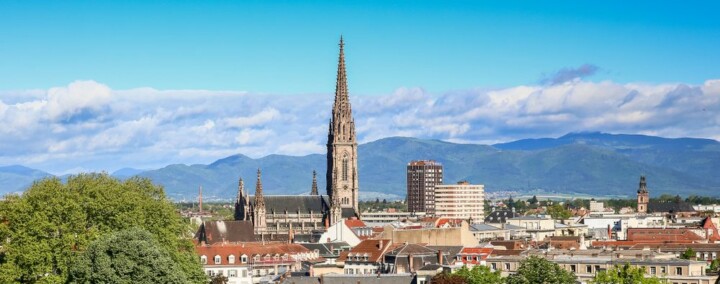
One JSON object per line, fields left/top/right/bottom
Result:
{"left": 1, "top": 1, "right": 719, "bottom": 175}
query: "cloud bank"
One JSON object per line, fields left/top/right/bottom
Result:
{"left": 1, "top": 78, "right": 719, "bottom": 174}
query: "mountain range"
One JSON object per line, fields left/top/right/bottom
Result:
{"left": 2, "top": 132, "right": 719, "bottom": 200}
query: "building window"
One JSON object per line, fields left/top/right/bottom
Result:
{"left": 491, "top": 263, "right": 497, "bottom": 270}
{"left": 342, "top": 157, "right": 348, "bottom": 181}
{"left": 650, "top": 267, "right": 656, "bottom": 274}
{"left": 586, "top": 265, "right": 592, "bottom": 273}
{"left": 660, "top": 267, "right": 666, "bottom": 274}
{"left": 228, "top": 270, "right": 237, "bottom": 277}
{"left": 570, "top": 265, "right": 576, "bottom": 272}
{"left": 200, "top": 255, "right": 207, "bottom": 264}
{"left": 241, "top": 255, "right": 248, "bottom": 263}
{"left": 228, "top": 255, "right": 235, "bottom": 264}
{"left": 676, "top": 267, "right": 682, "bottom": 275}
{"left": 466, "top": 256, "right": 472, "bottom": 261}
{"left": 504, "top": 263, "right": 510, "bottom": 271}
{"left": 214, "top": 255, "right": 221, "bottom": 264}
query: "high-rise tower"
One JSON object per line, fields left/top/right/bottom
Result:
{"left": 326, "top": 36, "right": 359, "bottom": 211}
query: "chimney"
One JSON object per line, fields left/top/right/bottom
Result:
{"left": 408, "top": 254, "right": 414, "bottom": 272}
{"left": 437, "top": 250, "right": 443, "bottom": 264}
{"left": 607, "top": 224, "right": 612, "bottom": 239}
{"left": 198, "top": 185, "right": 203, "bottom": 213}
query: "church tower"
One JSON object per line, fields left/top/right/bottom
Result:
{"left": 234, "top": 177, "right": 248, "bottom": 220}
{"left": 253, "top": 169, "right": 267, "bottom": 232}
{"left": 326, "top": 36, "right": 359, "bottom": 211}
{"left": 637, "top": 175, "right": 649, "bottom": 214}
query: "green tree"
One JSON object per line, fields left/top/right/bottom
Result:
{"left": 0, "top": 173, "right": 205, "bottom": 283}
{"left": 506, "top": 256, "right": 576, "bottom": 284}
{"left": 591, "top": 263, "right": 665, "bottom": 284}
{"left": 430, "top": 272, "right": 466, "bottom": 284}
{"left": 454, "top": 265, "right": 504, "bottom": 284}
{"left": 680, "top": 248, "right": 696, "bottom": 260}
{"left": 547, "top": 204, "right": 572, "bottom": 219}
{"left": 68, "top": 228, "right": 190, "bottom": 283}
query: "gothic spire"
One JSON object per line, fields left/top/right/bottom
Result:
{"left": 310, "top": 170, "right": 319, "bottom": 195}
{"left": 254, "top": 169, "right": 265, "bottom": 207}
{"left": 329, "top": 36, "right": 355, "bottom": 143}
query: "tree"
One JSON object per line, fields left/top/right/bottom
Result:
{"left": 709, "top": 259, "right": 719, "bottom": 273}
{"left": 454, "top": 265, "right": 504, "bottom": 284}
{"left": 68, "top": 228, "right": 190, "bottom": 283}
{"left": 547, "top": 204, "right": 572, "bottom": 220}
{"left": 210, "top": 274, "right": 229, "bottom": 284}
{"left": 680, "top": 248, "right": 696, "bottom": 260}
{"left": 430, "top": 272, "right": 466, "bottom": 284}
{"left": 0, "top": 173, "right": 206, "bottom": 283}
{"left": 506, "top": 256, "right": 576, "bottom": 284}
{"left": 591, "top": 263, "right": 665, "bottom": 284}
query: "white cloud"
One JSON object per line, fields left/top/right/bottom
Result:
{"left": 1, "top": 78, "right": 719, "bottom": 174}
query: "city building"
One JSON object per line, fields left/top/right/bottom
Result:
{"left": 195, "top": 243, "right": 322, "bottom": 284}
{"left": 406, "top": 160, "right": 443, "bottom": 215}
{"left": 234, "top": 38, "right": 359, "bottom": 235}
{"left": 589, "top": 199, "right": 605, "bottom": 212}
{"left": 434, "top": 181, "right": 484, "bottom": 222}
{"left": 636, "top": 175, "right": 696, "bottom": 215}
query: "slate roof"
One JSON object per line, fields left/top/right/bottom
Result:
{"left": 648, "top": 200, "right": 696, "bottom": 213}
{"left": 484, "top": 209, "right": 520, "bottom": 223}
{"left": 249, "top": 195, "right": 330, "bottom": 213}
{"left": 470, "top": 223, "right": 503, "bottom": 231}
{"left": 195, "top": 220, "right": 255, "bottom": 245}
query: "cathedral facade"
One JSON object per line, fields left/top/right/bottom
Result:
{"left": 235, "top": 37, "right": 359, "bottom": 234}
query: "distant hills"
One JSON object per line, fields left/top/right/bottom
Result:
{"left": 2, "top": 132, "right": 719, "bottom": 200}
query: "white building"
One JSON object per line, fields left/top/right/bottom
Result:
{"left": 434, "top": 181, "right": 484, "bottom": 222}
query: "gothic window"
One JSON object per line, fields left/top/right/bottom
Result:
{"left": 342, "top": 155, "right": 349, "bottom": 181}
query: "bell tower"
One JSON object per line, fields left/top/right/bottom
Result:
{"left": 326, "top": 36, "right": 359, "bottom": 211}
{"left": 637, "top": 175, "right": 649, "bottom": 214}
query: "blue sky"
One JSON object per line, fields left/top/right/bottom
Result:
{"left": 1, "top": 1, "right": 720, "bottom": 174}
{"left": 2, "top": 1, "right": 719, "bottom": 93}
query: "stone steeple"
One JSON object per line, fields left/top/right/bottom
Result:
{"left": 310, "top": 170, "right": 319, "bottom": 195}
{"left": 234, "top": 177, "right": 247, "bottom": 220}
{"left": 253, "top": 169, "right": 267, "bottom": 231}
{"left": 326, "top": 36, "right": 360, "bottom": 212}
{"left": 637, "top": 175, "right": 649, "bottom": 214}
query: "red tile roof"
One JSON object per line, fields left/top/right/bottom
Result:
{"left": 345, "top": 219, "right": 367, "bottom": 228}
{"left": 337, "top": 239, "right": 393, "bottom": 263}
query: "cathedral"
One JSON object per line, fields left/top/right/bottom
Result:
{"left": 235, "top": 37, "right": 360, "bottom": 234}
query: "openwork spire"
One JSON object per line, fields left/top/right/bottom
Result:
{"left": 329, "top": 36, "right": 355, "bottom": 143}
{"left": 236, "top": 177, "right": 245, "bottom": 203}
{"left": 310, "top": 170, "right": 319, "bottom": 195}
{"left": 254, "top": 169, "right": 265, "bottom": 207}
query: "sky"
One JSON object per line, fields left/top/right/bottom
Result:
{"left": 1, "top": 1, "right": 719, "bottom": 174}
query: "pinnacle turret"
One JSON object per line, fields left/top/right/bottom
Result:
{"left": 310, "top": 170, "right": 319, "bottom": 195}
{"left": 254, "top": 169, "right": 265, "bottom": 207}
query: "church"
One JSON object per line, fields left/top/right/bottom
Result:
{"left": 234, "top": 37, "right": 360, "bottom": 235}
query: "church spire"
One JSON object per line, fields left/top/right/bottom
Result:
{"left": 310, "top": 170, "right": 319, "bottom": 195}
{"left": 235, "top": 177, "right": 247, "bottom": 221}
{"left": 329, "top": 36, "right": 355, "bottom": 143}
{"left": 638, "top": 175, "right": 648, "bottom": 193}
{"left": 254, "top": 169, "right": 265, "bottom": 207}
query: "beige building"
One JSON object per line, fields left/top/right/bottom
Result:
{"left": 379, "top": 221, "right": 479, "bottom": 247}
{"left": 434, "top": 181, "right": 484, "bottom": 222}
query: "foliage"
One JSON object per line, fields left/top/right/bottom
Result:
{"left": 505, "top": 256, "right": 576, "bottom": 284}
{"left": 0, "top": 173, "right": 205, "bottom": 283}
{"left": 210, "top": 274, "right": 229, "bottom": 284}
{"left": 591, "top": 263, "right": 666, "bottom": 284}
{"left": 546, "top": 204, "right": 572, "bottom": 219}
{"left": 709, "top": 259, "right": 720, "bottom": 272}
{"left": 359, "top": 199, "right": 407, "bottom": 213}
{"left": 680, "top": 248, "right": 696, "bottom": 260}
{"left": 68, "top": 228, "right": 190, "bottom": 283}
{"left": 430, "top": 272, "right": 467, "bottom": 284}
{"left": 454, "top": 265, "right": 504, "bottom": 284}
